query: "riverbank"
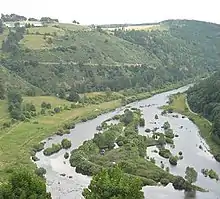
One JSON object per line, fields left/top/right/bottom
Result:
{"left": 0, "top": 81, "right": 190, "bottom": 182}
{"left": 162, "top": 93, "right": 220, "bottom": 157}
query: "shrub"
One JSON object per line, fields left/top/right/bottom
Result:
{"left": 64, "top": 152, "right": 69, "bottom": 159}
{"left": 35, "top": 167, "right": 46, "bottom": 177}
{"left": 41, "top": 108, "right": 46, "bottom": 115}
{"left": 139, "top": 118, "right": 145, "bottom": 127}
{"left": 160, "top": 178, "right": 170, "bottom": 186}
{"left": 165, "top": 129, "right": 174, "bottom": 139}
{"left": 43, "top": 143, "right": 62, "bottom": 156}
{"left": 169, "top": 156, "right": 178, "bottom": 165}
{"left": 159, "top": 148, "right": 171, "bottom": 159}
{"left": 163, "top": 121, "right": 170, "bottom": 130}
{"left": 54, "top": 107, "right": 61, "bottom": 113}
{"left": 165, "top": 137, "right": 174, "bottom": 144}
{"left": 32, "top": 142, "right": 45, "bottom": 152}
{"left": 61, "top": 139, "right": 72, "bottom": 149}
{"left": 155, "top": 114, "right": 159, "bottom": 119}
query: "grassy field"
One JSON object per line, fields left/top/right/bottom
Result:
{"left": 20, "top": 35, "right": 49, "bottom": 49}
{"left": 26, "top": 26, "right": 65, "bottom": 36}
{"left": 0, "top": 95, "right": 121, "bottom": 182}
{"left": 23, "top": 96, "right": 71, "bottom": 111}
{"left": 163, "top": 94, "right": 220, "bottom": 156}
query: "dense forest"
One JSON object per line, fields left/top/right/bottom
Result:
{"left": 187, "top": 71, "right": 220, "bottom": 160}
{"left": 0, "top": 20, "right": 220, "bottom": 96}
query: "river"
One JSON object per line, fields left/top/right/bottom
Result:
{"left": 35, "top": 85, "right": 220, "bottom": 199}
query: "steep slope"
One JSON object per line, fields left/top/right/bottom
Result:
{"left": 0, "top": 65, "right": 42, "bottom": 94}
{"left": 1, "top": 20, "right": 220, "bottom": 94}
{"left": 187, "top": 71, "right": 220, "bottom": 161}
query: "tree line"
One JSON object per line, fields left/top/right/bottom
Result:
{"left": 187, "top": 71, "right": 220, "bottom": 161}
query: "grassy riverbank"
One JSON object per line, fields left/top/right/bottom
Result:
{"left": 162, "top": 94, "right": 220, "bottom": 156}
{"left": 0, "top": 82, "right": 189, "bottom": 182}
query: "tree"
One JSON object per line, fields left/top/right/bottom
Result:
{"left": 0, "top": 19, "right": 3, "bottom": 34}
{"left": 68, "top": 90, "right": 80, "bottom": 102}
{"left": 61, "top": 139, "right": 72, "bottom": 149}
{"left": 83, "top": 166, "right": 144, "bottom": 199}
{"left": 58, "top": 88, "right": 66, "bottom": 99}
{"left": 185, "top": 166, "right": 197, "bottom": 184}
{"left": 0, "top": 79, "right": 5, "bottom": 100}
{"left": 0, "top": 168, "right": 51, "bottom": 198}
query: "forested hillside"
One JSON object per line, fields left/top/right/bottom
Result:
{"left": 0, "top": 20, "right": 220, "bottom": 95}
{"left": 187, "top": 71, "right": 220, "bottom": 160}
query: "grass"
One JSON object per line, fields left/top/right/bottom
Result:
{"left": 0, "top": 97, "right": 121, "bottom": 182}
{"left": 162, "top": 93, "right": 220, "bottom": 156}
{"left": 26, "top": 26, "right": 65, "bottom": 36}
{"left": 0, "top": 100, "right": 10, "bottom": 125}
{"left": 20, "top": 35, "right": 49, "bottom": 49}
{"left": 58, "top": 23, "right": 88, "bottom": 31}
{"left": 23, "top": 96, "right": 71, "bottom": 111}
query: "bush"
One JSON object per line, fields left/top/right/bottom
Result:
{"left": 54, "top": 107, "right": 61, "bottom": 113}
{"left": 163, "top": 121, "right": 170, "bottom": 130}
{"left": 169, "top": 156, "right": 178, "bottom": 165}
{"left": 64, "top": 152, "right": 69, "bottom": 159}
{"left": 63, "top": 122, "right": 75, "bottom": 129}
{"left": 139, "top": 118, "right": 145, "bottom": 127}
{"left": 159, "top": 148, "right": 171, "bottom": 159}
{"left": 160, "top": 178, "right": 170, "bottom": 186}
{"left": 165, "top": 137, "right": 174, "bottom": 144}
{"left": 155, "top": 114, "right": 159, "bottom": 119}
{"left": 41, "top": 108, "right": 46, "bottom": 115}
{"left": 61, "top": 139, "right": 72, "bottom": 149}
{"left": 35, "top": 167, "right": 46, "bottom": 177}
{"left": 3, "top": 121, "right": 11, "bottom": 128}
{"left": 165, "top": 129, "right": 174, "bottom": 139}
{"left": 43, "top": 144, "right": 62, "bottom": 156}
{"left": 32, "top": 142, "right": 45, "bottom": 152}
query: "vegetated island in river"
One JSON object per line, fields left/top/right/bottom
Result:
{"left": 69, "top": 108, "right": 205, "bottom": 192}
{"left": 162, "top": 93, "right": 220, "bottom": 162}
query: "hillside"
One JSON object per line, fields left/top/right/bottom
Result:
{"left": 0, "top": 20, "right": 220, "bottom": 95}
{"left": 187, "top": 71, "right": 220, "bottom": 161}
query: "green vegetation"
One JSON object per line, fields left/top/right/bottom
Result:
{"left": 0, "top": 168, "right": 51, "bottom": 198}
{"left": 163, "top": 93, "right": 220, "bottom": 161}
{"left": 185, "top": 167, "right": 198, "bottom": 184}
{"left": 70, "top": 109, "right": 174, "bottom": 185}
{"left": 61, "top": 138, "right": 72, "bottom": 149}
{"left": 201, "top": 169, "right": 219, "bottom": 180}
{"left": 187, "top": 71, "right": 220, "bottom": 161}
{"left": 169, "top": 156, "right": 178, "bottom": 166}
{"left": 43, "top": 143, "right": 62, "bottom": 156}
{"left": 83, "top": 166, "right": 144, "bottom": 199}
{"left": 1, "top": 20, "right": 220, "bottom": 95}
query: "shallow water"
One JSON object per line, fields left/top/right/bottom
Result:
{"left": 36, "top": 85, "right": 220, "bottom": 199}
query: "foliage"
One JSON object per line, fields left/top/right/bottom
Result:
{"left": 201, "top": 168, "right": 219, "bottom": 180}
{"left": 169, "top": 156, "right": 178, "bottom": 165}
{"left": 82, "top": 166, "right": 144, "bottom": 199}
{"left": 139, "top": 118, "right": 145, "bottom": 127}
{"left": 163, "top": 121, "right": 170, "bottom": 130}
{"left": 185, "top": 166, "right": 198, "bottom": 184}
{"left": 61, "top": 139, "right": 72, "bottom": 149}
{"left": 187, "top": 71, "right": 220, "bottom": 160}
{"left": 159, "top": 148, "right": 171, "bottom": 159}
{"left": 0, "top": 168, "right": 51, "bottom": 198}
{"left": 43, "top": 143, "right": 62, "bottom": 156}
{"left": 35, "top": 167, "right": 46, "bottom": 178}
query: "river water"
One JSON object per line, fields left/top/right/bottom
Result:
{"left": 35, "top": 85, "right": 220, "bottom": 199}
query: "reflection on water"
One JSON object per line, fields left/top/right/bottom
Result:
{"left": 36, "top": 85, "right": 220, "bottom": 199}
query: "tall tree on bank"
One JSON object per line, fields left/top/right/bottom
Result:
{"left": 0, "top": 168, "right": 51, "bottom": 199}
{"left": 83, "top": 166, "right": 144, "bottom": 199}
